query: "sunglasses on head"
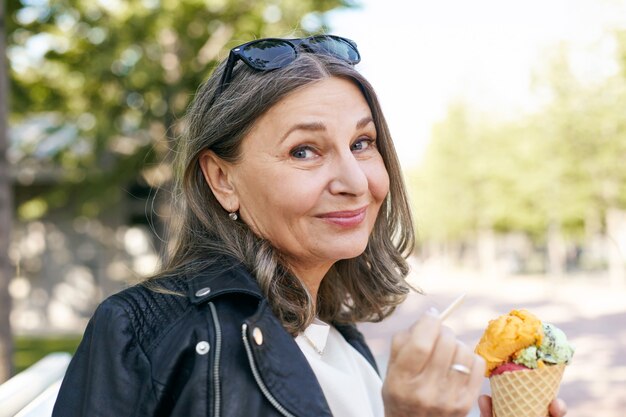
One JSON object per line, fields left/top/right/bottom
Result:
{"left": 213, "top": 35, "right": 361, "bottom": 101}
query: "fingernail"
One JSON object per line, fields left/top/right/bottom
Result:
{"left": 426, "top": 307, "right": 440, "bottom": 316}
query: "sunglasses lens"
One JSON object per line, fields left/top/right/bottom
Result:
{"left": 241, "top": 40, "right": 297, "bottom": 70}
{"left": 307, "top": 36, "right": 360, "bottom": 64}
{"left": 214, "top": 36, "right": 361, "bottom": 105}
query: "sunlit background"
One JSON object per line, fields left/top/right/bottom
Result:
{"left": 330, "top": 0, "right": 626, "bottom": 165}
{"left": 1, "top": 0, "right": 626, "bottom": 416}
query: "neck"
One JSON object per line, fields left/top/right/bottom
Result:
{"left": 290, "top": 262, "right": 333, "bottom": 307}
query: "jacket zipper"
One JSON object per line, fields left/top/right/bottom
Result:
{"left": 241, "top": 323, "right": 296, "bottom": 417}
{"left": 209, "top": 302, "right": 222, "bottom": 417}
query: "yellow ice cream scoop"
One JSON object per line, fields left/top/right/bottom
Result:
{"left": 475, "top": 309, "right": 543, "bottom": 375}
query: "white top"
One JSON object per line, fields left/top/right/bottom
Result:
{"left": 295, "top": 319, "right": 384, "bottom": 417}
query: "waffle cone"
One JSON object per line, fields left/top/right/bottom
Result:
{"left": 490, "top": 363, "right": 565, "bottom": 417}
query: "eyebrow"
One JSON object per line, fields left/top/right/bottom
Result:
{"left": 280, "top": 116, "right": 375, "bottom": 143}
{"left": 280, "top": 122, "right": 326, "bottom": 143}
{"left": 356, "top": 116, "right": 374, "bottom": 129}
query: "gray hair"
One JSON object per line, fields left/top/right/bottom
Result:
{"left": 152, "top": 51, "right": 416, "bottom": 335}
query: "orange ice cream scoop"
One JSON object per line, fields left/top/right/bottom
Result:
{"left": 475, "top": 309, "right": 543, "bottom": 376}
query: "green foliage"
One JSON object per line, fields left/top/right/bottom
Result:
{"left": 8, "top": 0, "right": 352, "bottom": 218}
{"left": 14, "top": 335, "right": 82, "bottom": 374}
{"left": 414, "top": 36, "right": 626, "bottom": 243}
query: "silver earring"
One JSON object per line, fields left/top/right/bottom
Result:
{"left": 229, "top": 212, "right": 238, "bottom": 221}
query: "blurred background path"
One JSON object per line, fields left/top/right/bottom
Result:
{"left": 360, "top": 259, "right": 626, "bottom": 417}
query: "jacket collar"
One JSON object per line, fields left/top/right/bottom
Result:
{"left": 185, "top": 256, "right": 378, "bottom": 371}
{"left": 186, "top": 257, "right": 263, "bottom": 304}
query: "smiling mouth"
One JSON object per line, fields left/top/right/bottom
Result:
{"left": 316, "top": 206, "right": 368, "bottom": 227}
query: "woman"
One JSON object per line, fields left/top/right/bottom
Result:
{"left": 52, "top": 35, "right": 566, "bottom": 417}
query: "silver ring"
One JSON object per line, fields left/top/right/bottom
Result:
{"left": 450, "top": 363, "right": 471, "bottom": 375}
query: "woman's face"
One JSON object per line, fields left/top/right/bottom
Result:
{"left": 226, "top": 77, "right": 389, "bottom": 275}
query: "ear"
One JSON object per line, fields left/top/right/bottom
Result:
{"left": 198, "top": 150, "right": 239, "bottom": 213}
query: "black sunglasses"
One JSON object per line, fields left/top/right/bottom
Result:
{"left": 213, "top": 35, "right": 361, "bottom": 101}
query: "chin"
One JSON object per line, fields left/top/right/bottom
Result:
{"left": 331, "top": 242, "right": 369, "bottom": 261}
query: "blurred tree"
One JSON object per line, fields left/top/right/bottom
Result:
{"left": 413, "top": 37, "right": 626, "bottom": 276}
{"left": 1, "top": 0, "right": 15, "bottom": 382}
{"left": 411, "top": 102, "right": 478, "bottom": 244}
{"left": 411, "top": 103, "right": 549, "bottom": 271}
{"left": 6, "top": 0, "right": 352, "bottom": 223}
{"left": 413, "top": 104, "right": 546, "bottom": 240}
{"left": 535, "top": 44, "right": 626, "bottom": 275}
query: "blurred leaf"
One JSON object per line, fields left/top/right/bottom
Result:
{"left": 8, "top": 0, "right": 354, "bottom": 213}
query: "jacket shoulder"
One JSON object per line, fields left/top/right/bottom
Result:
{"left": 104, "top": 274, "right": 193, "bottom": 353}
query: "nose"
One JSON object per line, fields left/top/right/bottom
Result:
{"left": 328, "top": 151, "right": 369, "bottom": 196}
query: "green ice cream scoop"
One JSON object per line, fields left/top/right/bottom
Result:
{"left": 513, "top": 323, "right": 574, "bottom": 368}
{"left": 538, "top": 322, "right": 575, "bottom": 364}
{"left": 513, "top": 345, "right": 540, "bottom": 368}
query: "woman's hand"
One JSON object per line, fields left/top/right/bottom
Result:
{"left": 478, "top": 395, "right": 567, "bottom": 417}
{"left": 382, "top": 310, "right": 485, "bottom": 417}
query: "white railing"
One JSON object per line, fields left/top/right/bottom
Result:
{"left": 0, "top": 353, "right": 71, "bottom": 417}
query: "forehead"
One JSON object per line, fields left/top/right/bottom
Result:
{"left": 255, "top": 77, "right": 373, "bottom": 132}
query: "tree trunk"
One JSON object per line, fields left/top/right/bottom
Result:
{"left": 547, "top": 221, "right": 566, "bottom": 277}
{"left": 0, "top": 0, "right": 15, "bottom": 382}
{"left": 477, "top": 229, "right": 498, "bottom": 278}
{"left": 606, "top": 208, "right": 626, "bottom": 287}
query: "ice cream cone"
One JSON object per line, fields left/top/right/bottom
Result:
{"left": 490, "top": 363, "right": 565, "bottom": 417}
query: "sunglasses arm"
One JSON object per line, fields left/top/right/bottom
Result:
{"left": 214, "top": 51, "right": 239, "bottom": 99}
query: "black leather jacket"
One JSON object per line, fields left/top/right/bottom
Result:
{"left": 52, "top": 259, "right": 379, "bottom": 417}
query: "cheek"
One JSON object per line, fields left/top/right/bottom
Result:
{"left": 368, "top": 161, "right": 390, "bottom": 204}
{"left": 276, "top": 176, "right": 324, "bottom": 216}
{"left": 239, "top": 169, "right": 322, "bottom": 221}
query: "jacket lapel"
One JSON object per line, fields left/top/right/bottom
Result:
{"left": 244, "top": 300, "right": 333, "bottom": 417}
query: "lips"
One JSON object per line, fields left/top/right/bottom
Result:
{"left": 316, "top": 206, "right": 367, "bottom": 227}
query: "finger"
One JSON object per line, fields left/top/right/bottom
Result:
{"left": 392, "top": 310, "right": 442, "bottom": 375}
{"left": 448, "top": 346, "right": 485, "bottom": 411}
{"left": 548, "top": 398, "right": 567, "bottom": 417}
{"left": 472, "top": 354, "right": 486, "bottom": 385}
{"left": 389, "top": 308, "right": 438, "bottom": 363}
{"left": 464, "top": 354, "right": 486, "bottom": 408}
{"left": 448, "top": 341, "right": 474, "bottom": 380}
{"left": 388, "top": 329, "right": 410, "bottom": 364}
{"left": 424, "top": 325, "right": 457, "bottom": 380}
{"left": 477, "top": 395, "right": 492, "bottom": 417}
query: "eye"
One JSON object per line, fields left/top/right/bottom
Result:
{"left": 290, "top": 145, "right": 317, "bottom": 159}
{"left": 351, "top": 137, "right": 375, "bottom": 152}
